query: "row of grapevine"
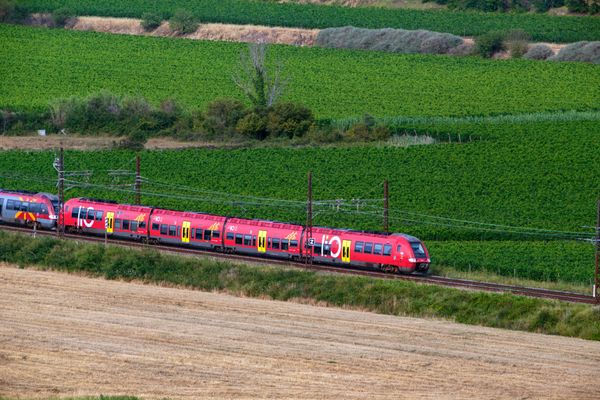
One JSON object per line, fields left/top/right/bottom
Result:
{"left": 19, "top": 0, "right": 600, "bottom": 42}
{"left": 1, "top": 25, "right": 599, "bottom": 117}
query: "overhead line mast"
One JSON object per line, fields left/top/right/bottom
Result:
{"left": 306, "top": 171, "right": 313, "bottom": 266}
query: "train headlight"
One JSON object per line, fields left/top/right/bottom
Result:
{"left": 408, "top": 258, "right": 416, "bottom": 263}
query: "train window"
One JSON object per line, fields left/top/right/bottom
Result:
{"left": 71, "top": 207, "right": 79, "bottom": 218}
{"left": 373, "top": 243, "right": 382, "bottom": 255}
{"left": 313, "top": 243, "right": 322, "bottom": 255}
{"left": 252, "top": 236, "right": 256, "bottom": 247}
{"left": 95, "top": 211, "right": 103, "bottom": 220}
{"left": 122, "top": 220, "right": 130, "bottom": 230}
{"left": 354, "top": 241, "right": 364, "bottom": 253}
{"left": 115, "top": 219, "right": 122, "bottom": 230}
{"left": 41, "top": 205, "right": 48, "bottom": 214}
{"left": 139, "top": 221, "right": 146, "bottom": 229}
{"left": 244, "top": 235, "right": 252, "bottom": 246}
{"left": 19, "top": 202, "right": 28, "bottom": 211}
{"left": 268, "top": 238, "right": 272, "bottom": 248}
{"left": 290, "top": 240, "right": 298, "bottom": 248}
{"left": 160, "top": 224, "right": 168, "bottom": 235}
{"left": 177, "top": 227, "right": 181, "bottom": 237}
{"left": 281, "top": 239, "right": 289, "bottom": 251}
{"left": 364, "top": 242, "right": 373, "bottom": 254}
{"left": 323, "top": 243, "right": 331, "bottom": 256}
{"left": 87, "top": 209, "right": 95, "bottom": 221}
{"left": 204, "top": 230, "right": 211, "bottom": 241}
{"left": 130, "top": 221, "right": 138, "bottom": 231}
{"left": 383, "top": 244, "right": 392, "bottom": 256}
{"left": 397, "top": 245, "right": 402, "bottom": 253}
{"left": 235, "top": 234, "right": 243, "bottom": 245}
{"left": 272, "top": 238, "right": 280, "bottom": 249}
{"left": 30, "top": 203, "right": 41, "bottom": 214}
{"left": 152, "top": 223, "right": 159, "bottom": 231}
{"left": 226, "top": 232, "right": 234, "bottom": 240}
{"left": 197, "top": 229, "right": 204, "bottom": 240}
{"left": 191, "top": 228, "right": 195, "bottom": 238}
{"left": 212, "top": 230, "right": 220, "bottom": 239}
{"left": 169, "top": 225, "right": 177, "bottom": 236}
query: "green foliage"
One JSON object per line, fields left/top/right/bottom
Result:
{"left": 2, "top": 25, "right": 599, "bottom": 119}
{"left": 428, "top": 241, "right": 593, "bottom": 284}
{"left": 266, "top": 102, "right": 313, "bottom": 139}
{"left": 549, "top": 41, "right": 600, "bottom": 64}
{"left": 168, "top": 9, "right": 198, "bottom": 35}
{"left": 236, "top": 110, "right": 268, "bottom": 140}
{"left": 475, "top": 30, "right": 506, "bottom": 58}
{"left": 52, "top": 6, "right": 73, "bottom": 27}
{"left": 17, "top": 0, "right": 600, "bottom": 42}
{"left": 203, "top": 98, "right": 247, "bottom": 137}
{"left": 2, "top": 230, "right": 599, "bottom": 340}
{"left": 0, "top": 0, "right": 28, "bottom": 23}
{"left": 140, "top": 12, "right": 162, "bottom": 31}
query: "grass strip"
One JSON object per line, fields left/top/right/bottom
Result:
{"left": 1, "top": 230, "right": 599, "bottom": 341}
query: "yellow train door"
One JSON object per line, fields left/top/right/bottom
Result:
{"left": 258, "top": 230, "right": 267, "bottom": 253}
{"left": 182, "top": 221, "right": 191, "bottom": 243}
{"left": 105, "top": 212, "right": 114, "bottom": 234}
{"left": 342, "top": 240, "right": 351, "bottom": 263}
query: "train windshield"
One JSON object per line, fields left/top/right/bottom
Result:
{"left": 410, "top": 242, "right": 426, "bottom": 258}
{"left": 51, "top": 200, "right": 60, "bottom": 214}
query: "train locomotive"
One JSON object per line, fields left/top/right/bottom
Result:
{"left": 1, "top": 191, "right": 431, "bottom": 274}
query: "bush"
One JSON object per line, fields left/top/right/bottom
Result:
{"left": 343, "top": 114, "right": 391, "bottom": 142}
{"left": 169, "top": 9, "right": 198, "bottom": 35}
{"left": 266, "top": 102, "right": 314, "bottom": 139}
{"left": 523, "top": 44, "right": 554, "bottom": 60}
{"left": 0, "top": 0, "right": 28, "bottom": 23}
{"left": 52, "top": 7, "right": 74, "bottom": 28}
{"left": 316, "top": 26, "right": 463, "bottom": 55}
{"left": 549, "top": 41, "right": 600, "bottom": 64}
{"left": 475, "top": 31, "right": 506, "bottom": 58}
{"left": 141, "top": 12, "right": 162, "bottom": 31}
{"left": 236, "top": 111, "right": 268, "bottom": 140}
{"left": 203, "top": 98, "right": 247, "bottom": 137}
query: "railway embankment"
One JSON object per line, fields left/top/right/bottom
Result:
{"left": 2, "top": 230, "right": 599, "bottom": 341}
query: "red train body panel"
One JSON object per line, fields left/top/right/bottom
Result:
{"left": 148, "top": 208, "right": 226, "bottom": 249}
{"left": 64, "top": 198, "right": 152, "bottom": 240}
{"left": 223, "top": 218, "right": 304, "bottom": 259}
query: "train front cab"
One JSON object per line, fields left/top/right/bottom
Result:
{"left": 0, "top": 191, "right": 58, "bottom": 230}
{"left": 393, "top": 234, "right": 430, "bottom": 273}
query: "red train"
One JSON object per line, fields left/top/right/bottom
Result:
{"left": 63, "top": 197, "right": 430, "bottom": 273}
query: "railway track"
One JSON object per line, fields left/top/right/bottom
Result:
{"left": 1, "top": 224, "right": 597, "bottom": 305}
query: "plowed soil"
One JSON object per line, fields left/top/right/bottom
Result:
{"left": 1, "top": 265, "right": 599, "bottom": 399}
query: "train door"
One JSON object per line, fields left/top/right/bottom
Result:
{"left": 257, "top": 230, "right": 267, "bottom": 253}
{"left": 0, "top": 198, "right": 3, "bottom": 220}
{"left": 105, "top": 212, "right": 114, "bottom": 234}
{"left": 182, "top": 221, "right": 191, "bottom": 243}
{"left": 342, "top": 240, "right": 351, "bottom": 263}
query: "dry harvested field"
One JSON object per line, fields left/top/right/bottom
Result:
{"left": 1, "top": 265, "right": 599, "bottom": 399}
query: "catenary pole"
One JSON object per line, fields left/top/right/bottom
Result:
{"left": 595, "top": 198, "right": 599, "bottom": 302}
{"left": 306, "top": 171, "right": 313, "bottom": 266}
{"left": 57, "top": 147, "right": 64, "bottom": 238}
{"left": 384, "top": 180, "right": 389, "bottom": 233}
{"left": 135, "top": 155, "right": 141, "bottom": 205}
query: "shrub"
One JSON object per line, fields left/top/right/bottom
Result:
{"left": 203, "top": 98, "right": 247, "bottom": 136}
{"left": 266, "top": 102, "right": 314, "bottom": 139}
{"left": 169, "top": 9, "right": 198, "bottom": 35}
{"left": 566, "top": 0, "right": 589, "bottom": 12}
{"left": 141, "top": 12, "right": 162, "bottom": 31}
{"left": 0, "top": 0, "right": 28, "bottom": 23}
{"left": 475, "top": 31, "right": 506, "bottom": 58}
{"left": 549, "top": 41, "right": 600, "bottom": 64}
{"left": 52, "top": 7, "right": 74, "bottom": 28}
{"left": 523, "top": 44, "right": 554, "bottom": 60}
{"left": 343, "top": 114, "right": 391, "bottom": 142}
{"left": 236, "top": 111, "right": 268, "bottom": 140}
{"left": 316, "top": 26, "right": 463, "bottom": 55}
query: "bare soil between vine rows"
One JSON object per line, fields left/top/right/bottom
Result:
{"left": 1, "top": 264, "right": 599, "bottom": 399}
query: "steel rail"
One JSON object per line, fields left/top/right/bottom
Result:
{"left": 0, "top": 224, "right": 595, "bottom": 304}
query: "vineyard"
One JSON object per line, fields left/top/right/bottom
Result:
{"left": 1, "top": 118, "right": 598, "bottom": 284}
{"left": 2, "top": 25, "right": 599, "bottom": 117}
{"left": 19, "top": 0, "right": 600, "bottom": 42}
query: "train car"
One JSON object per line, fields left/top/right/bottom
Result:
{"left": 63, "top": 198, "right": 152, "bottom": 240}
{"left": 308, "top": 227, "right": 430, "bottom": 273}
{"left": 223, "top": 218, "right": 304, "bottom": 259}
{"left": 0, "top": 189, "right": 58, "bottom": 230}
{"left": 148, "top": 208, "right": 226, "bottom": 249}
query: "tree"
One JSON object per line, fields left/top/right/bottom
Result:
{"left": 232, "top": 42, "right": 288, "bottom": 109}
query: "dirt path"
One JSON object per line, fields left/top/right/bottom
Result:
{"left": 1, "top": 265, "right": 599, "bottom": 399}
